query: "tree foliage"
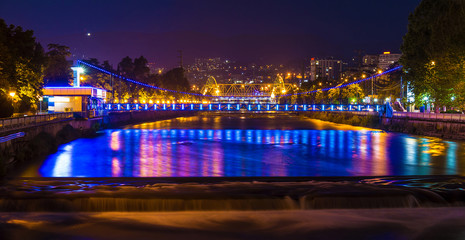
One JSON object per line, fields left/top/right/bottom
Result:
{"left": 400, "top": 0, "right": 465, "bottom": 108}
{"left": 44, "top": 44, "right": 72, "bottom": 86}
{"left": 0, "top": 18, "right": 45, "bottom": 114}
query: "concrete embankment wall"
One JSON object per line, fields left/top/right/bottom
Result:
{"left": 383, "top": 117, "right": 465, "bottom": 140}
{"left": 301, "top": 112, "right": 465, "bottom": 140}
{"left": 103, "top": 111, "right": 197, "bottom": 128}
{"left": 0, "top": 111, "right": 197, "bottom": 178}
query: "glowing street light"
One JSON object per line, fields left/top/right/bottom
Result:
{"left": 9, "top": 92, "right": 15, "bottom": 97}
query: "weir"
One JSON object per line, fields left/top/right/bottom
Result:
{"left": 2, "top": 176, "right": 464, "bottom": 212}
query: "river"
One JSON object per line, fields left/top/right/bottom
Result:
{"left": 24, "top": 114, "right": 465, "bottom": 177}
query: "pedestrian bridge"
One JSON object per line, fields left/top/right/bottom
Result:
{"left": 106, "top": 103, "right": 385, "bottom": 112}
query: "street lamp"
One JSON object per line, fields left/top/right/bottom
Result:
{"left": 9, "top": 92, "right": 15, "bottom": 98}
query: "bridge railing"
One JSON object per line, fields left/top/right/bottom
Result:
{"left": 105, "top": 103, "right": 384, "bottom": 112}
{"left": 393, "top": 112, "right": 465, "bottom": 122}
{"left": 0, "top": 112, "right": 73, "bottom": 132}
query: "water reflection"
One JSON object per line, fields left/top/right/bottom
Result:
{"left": 36, "top": 116, "right": 465, "bottom": 177}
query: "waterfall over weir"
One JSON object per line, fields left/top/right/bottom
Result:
{"left": 1, "top": 177, "right": 465, "bottom": 212}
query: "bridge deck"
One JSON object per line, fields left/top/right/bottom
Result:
{"left": 106, "top": 103, "right": 384, "bottom": 112}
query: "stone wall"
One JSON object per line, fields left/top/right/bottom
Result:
{"left": 302, "top": 111, "right": 465, "bottom": 140}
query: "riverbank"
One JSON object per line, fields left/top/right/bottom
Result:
{"left": 301, "top": 111, "right": 465, "bottom": 140}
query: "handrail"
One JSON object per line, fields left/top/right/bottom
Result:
{"left": 0, "top": 113, "right": 74, "bottom": 132}
{"left": 393, "top": 112, "right": 465, "bottom": 122}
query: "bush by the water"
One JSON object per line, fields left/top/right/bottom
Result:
{"left": 0, "top": 93, "right": 14, "bottom": 118}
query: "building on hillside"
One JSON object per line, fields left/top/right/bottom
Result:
{"left": 309, "top": 58, "right": 343, "bottom": 81}
{"left": 362, "top": 55, "right": 379, "bottom": 66}
{"left": 378, "top": 52, "right": 401, "bottom": 70}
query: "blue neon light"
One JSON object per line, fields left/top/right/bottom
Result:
{"left": 78, "top": 60, "right": 401, "bottom": 101}
{"left": 281, "top": 66, "right": 402, "bottom": 97}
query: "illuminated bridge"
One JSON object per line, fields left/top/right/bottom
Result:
{"left": 74, "top": 60, "right": 400, "bottom": 116}
{"left": 106, "top": 103, "right": 386, "bottom": 113}
{"left": 200, "top": 76, "right": 295, "bottom": 103}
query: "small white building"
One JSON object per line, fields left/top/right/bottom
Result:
{"left": 43, "top": 87, "right": 106, "bottom": 113}
{"left": 42, "top": 66, "right": 107, "bottom": 117}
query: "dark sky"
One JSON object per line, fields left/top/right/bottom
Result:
{"left": 0, "top": 0, "right": 421, "bottom": 68}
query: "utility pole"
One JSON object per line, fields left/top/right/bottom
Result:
{"left": 178, "top": 50, "right": 183, "bottom": 69}
{"left": 371, "top": 76, "right": 374, "bottom": 104}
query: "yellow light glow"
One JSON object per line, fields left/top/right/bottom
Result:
{"left": 167, "top": 100, "right": 170, "bottom": 104}
{"left": 383, "top": 52, "right": 391, "bottom": 55}
{"left": 9, "top": 92, "right": 15, "bottom": 97}
{"left": 156, "top": 100, "right": 160, "bottom": 104}
{"left": 281, "top": 89, "right": 286, "bottom": 94}
{"left": 149, "top": 100, "right": 153, "bottom": 104}
{"left": 134, "top": 100, "right": 138, "bottom": 103}
{"left": 378, "top": 70, "right": 383, "bottom": 74}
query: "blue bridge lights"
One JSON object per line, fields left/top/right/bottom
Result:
{"left": 106, "top": 103, "right": 384, "bottom": 113}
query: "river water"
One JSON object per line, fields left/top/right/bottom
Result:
{"left": 27, "top": 114, "right": 465, "bottom": 177}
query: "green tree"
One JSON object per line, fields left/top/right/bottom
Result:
{"left": 160, "top": 68, "right": 190, "bottom": 93}
{"left": 44, "top": 44, "right": 72, "bottom": 86}
{"left": 134, "top": 56, "right": 150, "bottom": 80}
{"left": 117, "top": 56, "right": 134, "bottom": 78}
{"left": 0, "top": 18, "right": 46, "bottom": 114}
{"left": 400, "top": 0, "right": 465, "bottom": 109}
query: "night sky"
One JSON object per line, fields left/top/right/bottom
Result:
{"left": 0, "top": 0, "right": 421, "bottom": 68}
